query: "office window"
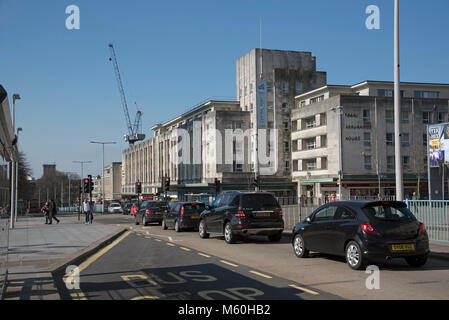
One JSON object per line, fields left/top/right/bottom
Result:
{"left": 305, "top": 138, "right": 316, "bottom": 150}
{"left": 363, "top": 132, "right": 371, "bottom": 147}
{"left": 378, "top": 89, "right": 394, "bottom": 97}
{"left": 386, "top": 110, "right": 394, "bottom": 123}
{"left": 414, "top": 91, "right": 439, "bottom": 99}
{"left": 310, "top": 95, "right": 324, "bottom": 104}
{"left": 267, "top": 121, "right": 274, "bottom": 129}
{"left": 267, "top": 82, "right": 273, "bottom": 92}
{"left": 401, "top": 111, "right": 409, "bottom": 124}
{"left": 402, "top": 156, "right": 410, "bottom": 169}
{"left": 281, "top": 81, "right": 288, "bottom": 94}
{"left": 296, "top": 81, "right": 303, "bottom": 95}
{"left": 363, "top": 110, "right": 371, "bottom": 124}
{"left": 305, "top": 117, "right": 316, "bottom": 129}
{"left": 267, "top": 104, "right": 273, "bottom": 111}
{"left": 283, "top": 121, "right": 289, "bottom": 131}
{"left": 387, "top": 156, "right": 395, "bottom": 170}
{"left": 284, "top": 141, "right": 290, "bottom": 152}
{"left": 423, "top": 112, "right": 431, "bottom": 124}
{"left": 401, "top": 133, "right": 410, "bottom": 147}
{"left": 364, "top": 155, "right": 372, "bottom": 170}
{"left": 282, "top": 103, "right": 290, "bottom": 113}
{"left": 423, "top": 133, "right": 427, "bottom": 146}
{"left": 386, "top": 133, "right": 394, "bottom": 146}
{"left": 300, "top": 100, "right": 306, "bottom": 107}
{"left": 233, "top": 161, "right": 243, "bottom": 172}
{"left": 305, "top": 159, "right": 317, "bottom": 170}
{"left": 285, "top": 160, "right": 290, "bottom": 171}
{"left": 321, "top": 157, "right": 328, "bottom": 170}
{"left": 438, "top": 112, "right": 445, "bottom": 123}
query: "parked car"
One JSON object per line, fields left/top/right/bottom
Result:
{"left": 292, "top": 201, "right": 429, "bottom": 270}
{"left": 135, "top": 200, "right": 168, "bottom": 226}
{"left": 199, "top": 191, "right": 284, "bottom": 244}
{"left": 162, "top": 202, "right": 205, "bottom": 232}
{"left": 108, "top": 202, "right": 123, "bottom": 213}
{"left": 124, "top": 203, "right": 133, "bottom": 215}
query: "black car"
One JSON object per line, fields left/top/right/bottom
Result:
{"left": 199, "top": 191, "right": 284, "bottom": 244}
{"left": 162, "top": 202, "right": 205, "bottom": 232}
{"left": 135, "top": 200, "right": 168, "bottom": 226}
{"left": 292, "top": 201, "right": 429, "bottom": 270}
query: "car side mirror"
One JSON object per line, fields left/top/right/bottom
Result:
{"left": 305, "top": 217, "right": 312, "bottom": 224}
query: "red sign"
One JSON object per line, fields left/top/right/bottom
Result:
{"left": 142, "top": 195, "right": 154, "bottom": 200}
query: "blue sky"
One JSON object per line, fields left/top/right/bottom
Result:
{"left": 1, "top": 0, "right": 448, "bottom": 178}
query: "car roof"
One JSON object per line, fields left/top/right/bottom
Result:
{"left": 325, "top": 200, "right": 406, "bottom": 208}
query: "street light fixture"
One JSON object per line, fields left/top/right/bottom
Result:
{"left": 90, "top": 141, "right": 116, "bottom": 212}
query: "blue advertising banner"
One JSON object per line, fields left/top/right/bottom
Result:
{"left": 428, "top": 123, "right": 449, "bottom": 167}
{"left": 257, "top": 81, "right": 267, "bottom": 127}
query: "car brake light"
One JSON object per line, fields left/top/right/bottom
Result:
{"left": 279, "top": 210, "right": 283, "bottom": 218}
{"left": 361, "top": 223, "right": 378, "bottom": 235}
{"left": 145, "top": 209, "right": 150, "bottom": 214}
{"left": 236, "top": 210, "right": 246, "bottom": 220}
{"left": 180, "top": 206, "right": 184, "bottom": 216}
{"left": 418, "top": 222, "right": 426, "bottom": 236}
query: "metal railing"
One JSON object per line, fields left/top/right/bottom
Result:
{"left": 406, "top": 200, "right": 449, "bottom": 242}
{"left": 0, "top": 218, "right": 9, "bottom": 300}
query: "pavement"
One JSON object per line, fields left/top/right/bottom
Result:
{"left": 3, "top": 214, "right": 125, "bottom": 300}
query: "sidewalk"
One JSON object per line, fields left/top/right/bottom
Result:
{"left": 3, "top": 215, "right": 124, "bottom": 300}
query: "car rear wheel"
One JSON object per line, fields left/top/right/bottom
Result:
{"left": 135, "top": 216, "right": 140, "bottom": 225}
{"left": 199, "top": 220, "right": 209, "bottom": 239}
{"left": 293, "top": 234, "right": 309, "bottom": 258}
{"left": 268, "top": 232, "right": 282, "bottom": 242}
{"left": 162, "top": 218, "right": 168, "bottom": 230}
{"left": 224, "top": 222, "right": 236, "bottom": 244}
{"left": 346, "top": 241, "right": 367, "bottom": 270}
{"left": 175, "top": 220, "right": 181, "bottom": 232}
{"left": 142, "top": 215, "right": 147, "bottom": 226}
{"left": 405, "top": 254, "right": 428, "bottom": 267}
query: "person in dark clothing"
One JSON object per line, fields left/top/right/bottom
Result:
{"left": 48, "top": 199, "right": 60, "bottom": 224}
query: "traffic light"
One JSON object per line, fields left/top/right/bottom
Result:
{"left": 88, "top": 175, "right": 94, "bottom": 193}
{"left": 163, "top": 177, "right": 170, "bottom": 192}
{"left": 83, "top": 178, "right": 90, "bottom": 193}
{"left": 214, "top": 178, "right": 221, "bottom": 194}
{"left": 136, "top": 181, "right": 142, "bottom": 194}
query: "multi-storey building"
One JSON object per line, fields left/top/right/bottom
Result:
{"left": 291, "top": 80, "right": 449, "bottom": 200}
{"left": 103, "top": 162, "right": 122, "bottom": 201}
{"left": 236, "top": 49, "right": 326, "bottom": 193}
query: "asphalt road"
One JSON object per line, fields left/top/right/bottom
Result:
{"left": 58, "top": 214, "right": 449, "bottom": 300}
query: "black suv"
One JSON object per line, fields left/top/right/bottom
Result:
{"left": 162, "top": 202, "right": 205, "bottom": 232}
{"left": 199, "top": 191, "right": 284, "bottom": 244}
{"left": 135, "top": 200, "right": 168, "bottom": 226}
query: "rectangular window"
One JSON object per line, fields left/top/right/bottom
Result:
{"left": 423, "top": 133, "right": 427, "bottom": 146}
{"left": 250, "top": 83, "right": 253, "bottom": 94}
{"left": 305, "top": 138, "right": 316, "bottom": 150}
{"left": 233, "top": 161, "right": 243, "bottom": 172}
{"left": 401, "top": 111, "right": 409, "bottom": 124}
{"left": 414, "top": 91, "right": 439, "bottom": 99}
{"left": 321, "top": 157, "right": 328, "bottom": 170}
{"left": 386, "top": 110, "right": 394, "bottom": 123}
{"left": 310, "top": 95, "right": 324, "bottom": 104}
{"left": 267, "top": 82, "right": 273, "bottom": 92}
{"left": 386, "top": 133, "right": 394, "bottom": 146}
{"left": 283, "top": 121, "right": 289, "bottom": 132}
{"left": 423, "top": 112, "right": 431, "bottom": 124}
{"left": 285, "top": 160, "right": 290, "bottom": 171}
{"left": 282, "top": 103, "right": 290, "bottom": 113}
{"left": 363, "top": 132, "right": 371, "bottom": 147}
{"left": 281, "top": 81, "right": 288, "bottom": 94}
{"left": 402, "top": 156, "right": 410, "bottom": 169}
{"left": 364, "top": 155, "right": 372, "bottom": 170}
{"left": 295, "top": 81, "right": 303, "bottom": 95}
{"left": 305, "top": 117, "right": 316, "bottom": 129}
{"left": 305, "top": 159, "right": 317, "bottom": 170}
{"left": 284, "top": 141, "right": 290, "bottom": 152}
{"left": 401, "top": 133, "right": 410, "bottom": 147}
{"left": 378, "top": 89, "right": 394, "bottom": 97}
{"left": 267, "top": 104, "right": 273, "bottom": 111}
{"left": 267, "top": 121, "right": 274, "bottom": 129}
{"left": 363, "top": 110, "right": 371, "bottom": 124}
{"left": 438, "top": 112, "right": 445, "bottom": 123}
{"left": 387, "top": 156, "right": 395, "bottom": 170}
{"left": 300, "top": 100, "right": 306, "bottom": 107}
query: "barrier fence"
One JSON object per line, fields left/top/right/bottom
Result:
{"left": 0, "top": 218, "right": 8, "bottom": 300}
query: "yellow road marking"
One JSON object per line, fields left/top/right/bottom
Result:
{"left": 198, "top": 253, "right": 211, "bottom": 258}
{"left": 166, "top": 242, "right": 175, "bottom": 247}
{"left": 155, "top": 239, "right": 162, "bottom": 242}
{"left": 121, "top": 274, "right": 158, "bottom": 286}
{"left": 70, "top": 292, "right": 87, "bottom": 300}
{"left": 180, "top": 247, "right": 191, "bottom": 252}
{"left": 289, "top": 284, "right": 319, "bottom": 296}
{"left": 64, "top": 231, "right": 131, "bottom": 284}
{"left": 131, "top": 295, "right": 159, "bottom": 300}
{"left": 219, "top": 260, "right": 239, "bottom": 267}
{"left": 249, "top": 270, "right": 272, "bottom": 279}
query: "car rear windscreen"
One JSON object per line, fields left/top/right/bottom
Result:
{"left": 362, "top": 204, "right": 417, "bottom": 221}
{"left": 183, "top": 203, "right": 205, "bottom": 213}
{"left": 241, "top": 194, "right": 279, "bottom": 209}
{"left": 146, "top": 202, "right": 167, "bottom": 209}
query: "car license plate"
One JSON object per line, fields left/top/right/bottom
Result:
{"left": 257, "top": 212, "right": 271, "bottom": 217}
{"left": 391, "top": 244, "right": 415, "bottom": 252}
{"left": 155, "top": 212, "right": 163, "bottom": 215}
{"left": 190, "top": 215, "right": 200, "bottom": 219}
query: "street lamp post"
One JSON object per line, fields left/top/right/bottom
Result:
{"left": 10, "top": 94, "right": 20, "bottom": 229}
{"left": 90, "top": 141, "right": 116, "bottom": 212}
{"left": 14, "top": 128, "right": 22, "bottom": 224}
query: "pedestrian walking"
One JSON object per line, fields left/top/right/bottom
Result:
{"left": 42, "top": 201, "right": 50, "bottom": 224}
{"left": 50, "top": 199, "right": 60, "bottom": 224}
{"left": 83, "top": 199, "right": 91, "bottom": 225}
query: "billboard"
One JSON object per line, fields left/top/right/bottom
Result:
{"left": 428, "top": 123, "right": 449, "bottom": 167}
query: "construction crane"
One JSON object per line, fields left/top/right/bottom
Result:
{"left": 108, "top": 43, "right": 145, "bottom": 145}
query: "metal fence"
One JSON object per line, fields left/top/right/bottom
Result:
{"left": 406, "top": 200, "right": 449, "bottom": 242}
{"left": 0, "top": 218, "right": 8, "bottom": 300}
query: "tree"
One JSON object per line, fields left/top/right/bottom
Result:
{"left": 17, "top": 152, "right": 34, "bottom": 201}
